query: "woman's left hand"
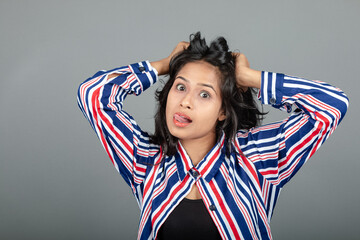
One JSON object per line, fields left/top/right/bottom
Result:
{"left": 233, "top": 52, "right": 261, "bottom": 90}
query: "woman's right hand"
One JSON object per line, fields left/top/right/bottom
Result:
{"left": 151, "top": 41, "right": 189, "bottom": 75}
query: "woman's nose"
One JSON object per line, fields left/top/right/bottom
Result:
{"left": 180, "top": 93, "right": 192, "bottom": 109}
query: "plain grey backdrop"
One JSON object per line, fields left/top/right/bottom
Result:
{"left": 1, "top": 0, "right": 359, "bottom": 239}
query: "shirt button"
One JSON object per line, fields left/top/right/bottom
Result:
{"left": 190, "top": 169, "right": 200, "bottom": 178}
{"left": 270, "top": 97, "right": 276, "bottom": 104}
{"left": 139, "top": 66, "right": 145, "bottom": 72}
{"left": 209, "top": 205, "right": 216, "bottom": 211}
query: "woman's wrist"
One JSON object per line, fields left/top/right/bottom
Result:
{"left": 151, "top": 57, "right": 170, "bottom": 76}
{"left": 151, "top": 41, "right": 190, "bottom": 76}
{"left": 233, "top": 53, "right": 261, "bottom": 89}
{"left": 237, "top": 67, "right": 261, "bottom": 89}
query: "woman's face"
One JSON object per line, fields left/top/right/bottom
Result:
{"left": 166, "top": 61, "right": 226, "bottom": 145}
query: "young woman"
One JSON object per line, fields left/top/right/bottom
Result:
{"left": 77, "top": 32, "right": 348, "bottom": 240}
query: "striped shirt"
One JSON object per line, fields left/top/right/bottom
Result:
{"left": 77, "top": 61, "right": 348, "bottom": 239}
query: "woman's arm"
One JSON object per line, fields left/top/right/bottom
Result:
{"left": 234, "top": 53, "right": 349, "bottom": 188}
{"left": 77, "top": 42, "right": 189, "bottom": 200}
{"left": 77, "top": 61, "right": 159, "bottom": 200}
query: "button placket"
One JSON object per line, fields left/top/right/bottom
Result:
{"left": 189, "top": 168, "right": 200, "bottom": 181}
{"left": 209, "top": 204, "right": 217, "bottom": 211}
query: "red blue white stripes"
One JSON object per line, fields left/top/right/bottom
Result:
{"left": 78, "top": 61, "right": 348, "bottom": 239}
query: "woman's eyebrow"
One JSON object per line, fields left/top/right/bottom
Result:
{"left": 176, "top": 76, "right": 217, "bottom": 94}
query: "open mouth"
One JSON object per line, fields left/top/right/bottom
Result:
{"left": 173, "top": 112, "right": 192, "bottom": 127}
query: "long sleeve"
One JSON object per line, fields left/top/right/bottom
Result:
{"left": 237, "top": 72, "right": 349, "bottom": 188}
{"left": 77, "top": 61, "right": 160, "bottom": 201}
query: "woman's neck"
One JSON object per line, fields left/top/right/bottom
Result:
{"left": 180, "top": 136, "right": 216, "bottom": 166}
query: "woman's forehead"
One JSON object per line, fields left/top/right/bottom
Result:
{"left": 176, "top": 61, "right": 221, "bottom": 87}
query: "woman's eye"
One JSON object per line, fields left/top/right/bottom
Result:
{"left": 176, "top": 84, "right": 185, "bottom": 91}
{"left": 200, "top": 91, "right": 210, "bottom": 98}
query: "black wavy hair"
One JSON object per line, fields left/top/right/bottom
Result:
{"left": 150, "top": 32, "right": 265, "bottom": 156}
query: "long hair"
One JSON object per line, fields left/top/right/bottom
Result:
{"left": 150, "top": 32, "right": 265, "bottom": 156}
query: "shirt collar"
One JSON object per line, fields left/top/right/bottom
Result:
{"left": 175, "top": 133, "right": 226, "bottom": 183}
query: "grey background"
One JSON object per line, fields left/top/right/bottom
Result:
{"left": 1, "top": 0, "right": 359, "bottom": 239}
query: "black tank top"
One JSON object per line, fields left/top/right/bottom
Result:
{"left": 157, "top": 198, "right": 222, "bottom": 240}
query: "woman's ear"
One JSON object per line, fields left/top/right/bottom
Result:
{"left": 218, "top": 110, "right": 226, "bottom": 121}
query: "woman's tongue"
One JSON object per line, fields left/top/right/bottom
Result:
{"left": 174, "top": 114, "right": 192, "bottom": 123}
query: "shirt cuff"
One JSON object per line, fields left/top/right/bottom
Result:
{"left": 258, "top": 71, "right": 291, "bottom": 112}
{"left": 127, "top": 60, "right": 159, "bottom": 93}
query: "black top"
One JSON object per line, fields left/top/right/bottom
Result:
{"left": 157, "top": 198, "right": 222, "bottom": 240}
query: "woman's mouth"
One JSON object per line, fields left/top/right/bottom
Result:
{"left": 173, "top": 112, "right": 192, "bottom": 127}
